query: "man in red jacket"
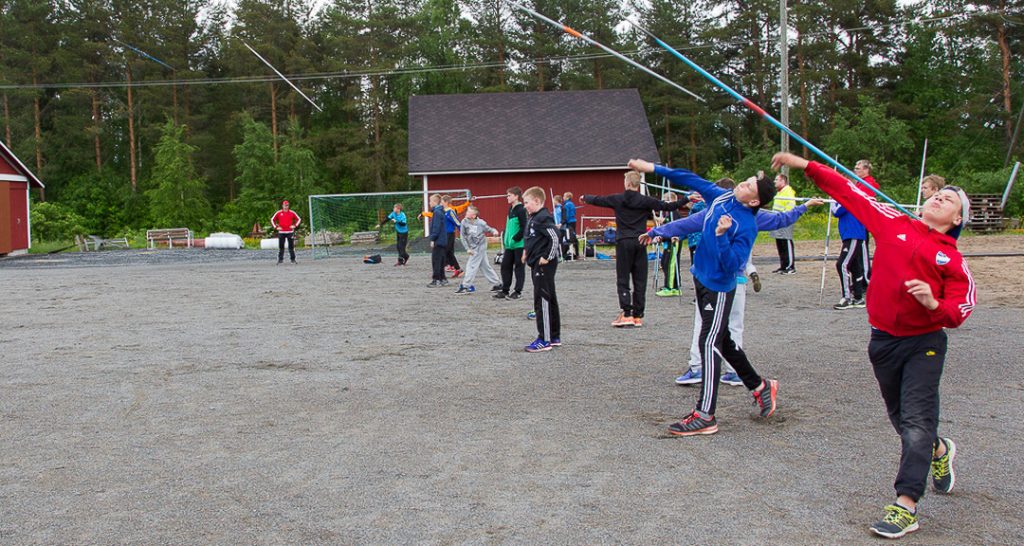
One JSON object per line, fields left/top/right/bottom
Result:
{"left": 271, "top": 200, "right": 302, "bottom": 264}
{"left": 772, "top": 153, "right": 975, "bottom": 539}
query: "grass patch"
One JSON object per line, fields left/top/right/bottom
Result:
{"left": 28, "top": 240, "right": 78, "bottom": 254}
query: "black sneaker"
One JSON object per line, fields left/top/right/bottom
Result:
{"left": 277, "top": 259, "right": 283, "bottom": 265}
{"left": 931, "top": 437, "right": 956, "bottom": 493}
{"left": 869, "top": 504, "right": 919, "bottom": 539}
{"left": 668, "top": 411, "right": 718, "bottom": 436}
{"left": 833, "top": 298, "right": 854, "bottom": 310}
{"left": 439, "top": 279, "right": 449, "bottom": 286}
{"left": 506, "top": 292, "right": 521, "bottom": 300}
{"left": 771, "top": 267, "right": 784, "bottom": 274}
{"left": 493, "top": 291, "right": 508, "bottom": 299}
{"left": 851, "top": 297, "right": 866, "bottom": 308}
{"left": 491, "top": 285, "right": 503, "bottom": 292}
{"left": 780, "top": 268, "right": 796, "bottom": 275}
{"left": 750, "top": 271, "right": 762, "bottom": 293}
{"left": 427, "top": 280, "right": 441, "bottom": 287}
{"left": 752, "top": 379, "right": 778, "bottom": 417}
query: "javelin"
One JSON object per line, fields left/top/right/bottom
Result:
{"left": 511, "top": 4, "right": 704, "bottom": 103}
{"left": 627, "top": 19, "right": 917, "bottom": 219}
{"left": 114, "top": 39, "right": 175, "bottom": 71}
{"left": 242, "top": 41, "right": 323, "bottom": 113}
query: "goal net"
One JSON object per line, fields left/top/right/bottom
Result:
{"left": 308, "top": 189, "right": 471, "bottom": 259}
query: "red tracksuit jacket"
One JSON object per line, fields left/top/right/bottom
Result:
{"left": 806, "top": 162, "right": 976, "bottom": 336}
{"left": 272, "top": 210, "right": 301, "bottom": 233}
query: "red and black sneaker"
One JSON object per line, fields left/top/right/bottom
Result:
{"left": 752, "top": 379, "right": 778, "bottom": 417}
{"left": 668, "top": 411, "right": 718, "bottom": 436}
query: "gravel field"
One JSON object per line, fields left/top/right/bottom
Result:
{"left": 1, "top": 235, "right": 1022, "bottom": 544}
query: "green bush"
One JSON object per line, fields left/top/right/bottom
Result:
{"left": 30, "top": 202, "right": 86, "bottom": 242}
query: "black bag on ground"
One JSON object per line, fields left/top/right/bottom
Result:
{"left": 363, "top": 254, "right": 382, "bottom": 264}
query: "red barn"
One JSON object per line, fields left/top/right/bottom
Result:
{"left": 0, "top": 141, "right": 44, "bottom": 256}
{"left": 408, "top": 89, "right": 661, "bottom": 232}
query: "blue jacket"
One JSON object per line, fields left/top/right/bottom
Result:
{"left": 562, "top": 200, "right": 577, "bottom": 223}
{"left": 429, "top": 204, "right": 448, "bottom": 247}
{"left": 832, "top": 202, "right": 867, "bottom": 240}
{"left": 387, "top": 211, "right": 408, "bottom": 234}
{"left": 553, "top": 203, "right": 563, "bottom": 225}
{"left": 655, "top": 165, "right": 758, "bottom": 292}
{"left": 444, "top": 208, "right": 459, "bottom": 233}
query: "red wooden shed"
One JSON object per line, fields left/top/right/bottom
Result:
{"left": 408, "top": 89, "right": 661, "bottom": 232}
{"left": 0, "top": 141, "right": 44, "bottom": 256}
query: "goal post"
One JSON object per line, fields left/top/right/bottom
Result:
{"left": 308, "top": 189, "right": 471, "bottom": 259}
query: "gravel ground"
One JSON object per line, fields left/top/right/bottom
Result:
{"left": 1, "top": 240, "right": 1022, "bottom": 544}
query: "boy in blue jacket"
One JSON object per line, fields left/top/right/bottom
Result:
{"left": 832, "top": 199, "right": 870, "bottom": 309}
{"left": 631, "top": 158, "right": 778, "bottom": 436}
{"left": 377, "top": 203, "right": 410, "bottom": 266}
{"left": 427, "top": 194, "right": 449, "bottom": 286}
{"left": 649, "top": 197, "right": 824, "bottom": 386}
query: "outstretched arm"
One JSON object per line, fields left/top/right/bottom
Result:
{"left": 772, "top": 153, "right": 897, "bottom": 233}
{"left": 646, "top": 209, "right": 707, "bottom": 240}
{"left": 628, "top": 159, "right": 726, "bottom": 202}
{"left": 754, "top": 201, "right": 819, "bottom": 232}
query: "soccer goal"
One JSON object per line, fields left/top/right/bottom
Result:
{"left": 308, "top": 189, "right": 471, "bottom": 259}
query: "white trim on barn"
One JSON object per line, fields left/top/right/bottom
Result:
{"left": 26, "top": 185, "right": 31, "bottom": 249}
{"left": 0, "top": 174, "right": 29, "bottom": 182}
{"left": 422, "top": 174, "right": 430, "bottom": 235}
{"left": 410, "top": 165, "right": 630, "bottom": 177}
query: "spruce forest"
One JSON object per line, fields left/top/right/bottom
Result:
{"left": 2, "top": 0, "right": 1022, "bottom": 239}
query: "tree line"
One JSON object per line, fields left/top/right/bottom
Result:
{"left": 1, "top": 0, "right": 1022, "bottom": 239}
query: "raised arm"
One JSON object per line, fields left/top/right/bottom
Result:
{"left": 628, "top": 158, "right": 726, "bottom": 202}
{"left": 772, "top": 153, "right": 898, "bottom": 234}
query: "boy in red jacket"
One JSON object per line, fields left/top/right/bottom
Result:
{"left": 271, "top": 200, "right": 302, "bottom": 264}
{"left": 772, "top": 153, "right": 975, "bottom": 540}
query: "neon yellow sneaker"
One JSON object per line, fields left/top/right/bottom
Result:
{"left": 655, "top": 287, "right": 674, "bottom": 297}
{"left": 869, "top": 504, "right": 919, "bottom": 539}
{"left": 932, "top": 437, "right": 957, "bottom": 493}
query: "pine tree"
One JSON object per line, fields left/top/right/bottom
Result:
{"left": 146, "top": 119, "right": 212, "bottom": 229}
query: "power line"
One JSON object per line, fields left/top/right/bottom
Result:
{"left": 0, "top": 8, "right": 997, "bottom": 91}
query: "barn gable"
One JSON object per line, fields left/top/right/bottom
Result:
{"left": 0, "top": 141, "right": 44, "bottom": 188}
{"left": 408, "top": 89, "right": 660, "bottom": 175}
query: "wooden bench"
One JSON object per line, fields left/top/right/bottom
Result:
{"left": 349, "top": 231, "right": 381, "bottom": 244}
{"left": 146, "top": 228, "right": 193, "bottom": 249}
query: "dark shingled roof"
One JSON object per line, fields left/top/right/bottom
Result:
{"left": 408, "top": 89, "right": 660, "bottom": 174}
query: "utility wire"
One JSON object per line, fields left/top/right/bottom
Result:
{"left": 0, "top": 8, "right": 999, "bottom": 91}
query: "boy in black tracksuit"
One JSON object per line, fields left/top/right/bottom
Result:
{"left": 495, "top": 186, "right": 528, "bottom": 300}
{"left": 582, "top": 171, "right": 685, "bottom": 327}
{"left": 521, "top": 186, "right": 561, "bottom": 352}
{"left": 427, "top": 194, "right": 448, "bottom": 286}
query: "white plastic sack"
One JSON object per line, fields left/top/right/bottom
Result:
{"left": 259, "top": 238, "right": 279, "bottom": 250}
{"left": 205, "top": 232, "right": 244, "bottom": 249}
